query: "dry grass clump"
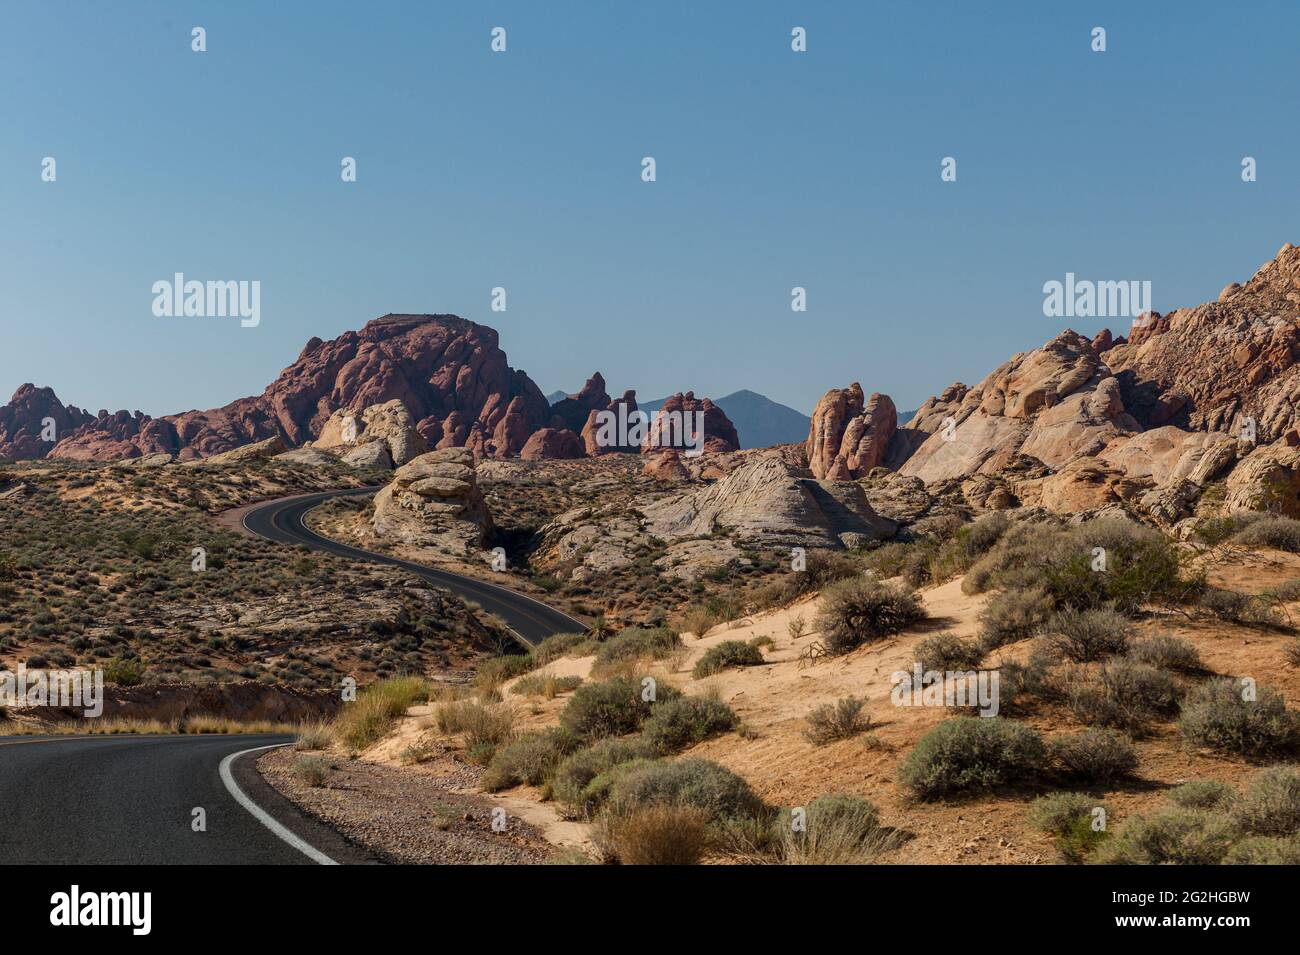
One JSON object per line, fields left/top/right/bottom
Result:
{"left": 333, "top": 676, "right": 430, "bottom": 752}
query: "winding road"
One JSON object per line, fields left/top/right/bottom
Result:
{"left": 239, "top": 486, "right": 587, "bottom": 646}
{"left": 0, "top": 487, "right": 585, "bottom": 865}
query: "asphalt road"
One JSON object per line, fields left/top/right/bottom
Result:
{"left": 240, "top": 486, "right": 588, "bottom": 646}
{"left": 0, "top": 733, "right": 374, "bottom": 865}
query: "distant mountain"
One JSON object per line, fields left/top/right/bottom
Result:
{"left": 640, "top": 389, "right": 810, "bottom": 449}
{"left": 545, "top": 389, "right": 569, "bottom": 404}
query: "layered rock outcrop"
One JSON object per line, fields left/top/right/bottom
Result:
{"left": 311, "top": 399, "right": 428, "bottom": 468}
{"left": 806, "top": 384, "right": 897, "bottom": 480}
{"left": 371, "top": 448, "right": 493, "bottom": 556}
{"left": 640, "top": 392, "right": 740, "bottom": 454}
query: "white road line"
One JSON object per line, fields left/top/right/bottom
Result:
{"left": 218, "top": 743, "right": 339, "bottom": 866}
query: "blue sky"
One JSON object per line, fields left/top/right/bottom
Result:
{"left": 3, "top": 0, "right": 1298, "bottom": 418}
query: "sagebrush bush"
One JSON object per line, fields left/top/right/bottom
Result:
{"left": 1127, "top": 633, "right": 1202, "bottom": 672}
{"left": 913, "top": 632, "right": 984, "bottom": 672}
{"left": 691, "top": 640, "right": 764, "bottom": 678}
{"left": 1050, "top": 727, "right": 1138, "bottom": 783}
{"left": 776, "top": 793, "right": 902, "bottom": 864}
{"left": 603, "top": 757, "right": 765, "bottom": 823}
{"left": 815, "top": 578, "right": 926, "bottom": 656}
{"left": 532, "top": 632, "right": 597, "bottom": 666}
{"left": 474, "top": 653, "right": 535, "bottom": 690}
{"left": 290, "top": 755, "right": 330, "bottom": 787}
{"left": 803, "top": 696, "right": 869, "bottom": 746}
{"left": 1091, "top": 809, "right": 1236, "bottom": 865}
{"left": 642, "top": 696, "right": 739, "bottom": 753}
{"left": 335, "top": 676, "right": 430, "bottom": 751}
{"left": 551, "top": 736, "right": 657, "bottom": 817}
{"left": 1065, "top": 658, "right": 1179, "bottom": 736}
{"left": 510, "top": 672, "right": 582, "bottom": 698}
{"left": 1026, "top": 792, "right": 1108, "bottom": 863}
{"left": 1048, "top": 606, "right": 1132, "bottom": 662}
{"left": 1231, "top": 516, "right": 1300, "bottom": 553}
{"left": 898, "top": 717, "right": 1046, "bottom": 800}
{"left": 1222, "top": 836, "right": 1300, "bottom": 864}
{"left": 1178, "top": 678, "right": 1299, "bottom": 756}
{"left": 1167, "top": 780, "right": 1235, "bottom": 812}
{"left": 978, "top": 586, "right": 1054, "bottom": 651}
{"left": 559, "top": 675, "right": 681, "bottom": 740}
{"left": 1230, "top": 766, "right": 1300, "bottom": 837}
{"left": 594, "top": 627, "right": 681, "bottom": 670}
{"left": 1199, "top": 586, "right": 1278, "bottom": 626}
{"left": 480, "top": 727, "right": 578, "bottom": 792}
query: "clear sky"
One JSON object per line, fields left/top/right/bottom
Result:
{"left": 3, "top": 0, "right": 1298, "bottom": 418}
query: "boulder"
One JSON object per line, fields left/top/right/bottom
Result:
{"left": 371, "top": 448, "right": 493, "bottom": 556}
{"left": 1224, "top": 443, "right": 1300, "bottom": 517}
{"left": 520, "top": 427, "right": 584, "bottom": 460}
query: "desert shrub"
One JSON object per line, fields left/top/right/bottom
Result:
{"left": 913, "top": 632, "right": 984, "bottom": 672}
{"left": 434, "top": 699, "right": 516, "bottom": 753}
{"left": 1066, "top": 659, "right": 1178, "bottom": 736}
{"left": 1263, "top": 579, "right": 1300, "bottom": 604}
{"left": 1167, "top": 780, "right": 1236, "bottom": 812}
{"left": 928, "top": 513, "right": 1012, "bottom": 583}
{"left": 559, "top": 675, "right": 681, "bottom": 740}
{"left": 603, "top": 757, "right": 765, "bottom": 823}
{"left": 293, "top": 723, "right": 332, "bottom": 751}
{"left": 1231, "top": 516, "right": 1300, "bottom": 553}
{"left": 510, "top": 672, "right": 582, "bottom": 698}
{"left": 101, "top": 656, "right": 147, "bottom": 686}
{"left": 862, "top": 540, "right": 936, "bottom": 588}
{"left": 1286, "top": 640, "right": 1300, "bottom": 668}
{"left": 1091, "top": 809, "right": 1236, "bottom": 865}
{"left": 978, "top": 586, "right": 1054, "bottom": 651}
{"left": 642, "top": 696, "right": 739, "bottom": 753}
{"left": 598, "top": 803, "right": 711, "bottom": 865}
{"left": 776, "top": 794, "right": 902, "bottom": 864}
{"left": 898, "top": 717, "right": 1046, "bottom": 800}
{"left": 997, "top": 646, "right": 1064, "bottom": 707}
{"left": 1178, "top": 678, "right": 1300, "bottom": 756}
{"left": 1222, "top": 836, "right": 1300, "bottom": 864}
{"left": 1199, "top": 586, "right": 1278, "bottom": 626}
{"left": 1048, "top": 606, "right": 1131, "bottom": 662}
{"left": 290, "top": 755, "right": 330, "bottom": 787}
{"left": 816, "top": 578, "right": 926, "bottom": 656}
{"left": 1050, "top": 728, "right": 1138, "bottom": 783}
{"left": 481, "top": 727, "right": 578, "bottom": 792}
{"left": 758, "top": 550, "right": 866, "bottom": 607}
{"left": 1026, "top": 792, "right": 1108, "bottom": 863}
{"left": 1229, "top": 766, "right": 1300, "bottom": 836}
{"left": 594, "top": 626, "right": 681, "bottom": 669}
{"left": 551, "top": 736, "right": 657, "bottom": 816}
{"left": 335, "top": 676, "right": 430, "bottom": 751}
{"left": 691, "top": 640, "right": 764, "bottom": 678}
{"left": 474, "top": 653, "right": 535, "bottom": 691}
{"left": 532, "top": 632, "right": 597, "bottom": 666}
{"left": 1127, "top": 633, "right": 1202, "bottom": 672}
{"left": 803, "top": 696, "right": 870, "bottom": 745}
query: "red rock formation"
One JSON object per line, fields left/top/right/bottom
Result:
{"left": 640, "top": 392, "right": 740, "bottom": 455}
{"left": 549, "top": 373, "right": 611, "bottom": 434}
{"left": 806, "top": 383, "right": 897, "bottom": 480}
{"left": 0, "top": 384, "right": 93, "bottom": 460}
{"left": 520, "top": 427, "right": 584, "bottom": 460}
{"left": 581, "top": 390, "right": 640, "bottom": 455}
{"left": 44, "top": 315, "right": 551, "bottom": 461}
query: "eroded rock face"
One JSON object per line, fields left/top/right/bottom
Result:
{"left": 549, "top": 373, "right": 611, "bottom": 434}
{"left": 1224, "top": 443, "right": 1300, "bottom": 516}
{"left": 898, "top": 330, "right": 1135, "bottom": 486}
{"left": 181, "top": 435, "right": 285, "bottom": 467}
{"left": 1104, "top": 243, "right": 1300, "bottom": 441}
{"left": 806, "top": 383, "right": 897, "bottom": 480}
{"left": 520, "top": 427, "right": 583, "bottom": 460}
{"left": 371, "top": 448, "right": 493, "bottom": 556}
{"left": 581, "top": 390, "right": 640, "bottom": 455}
{"left": 640, "top": 392, "right": 740, "bottom": 454}
{"left": 0, "top": 384, "right": 93, "bottom": 460}
{"left": 641, "top": 456, "right": 895, "bottom": 548}
{"left": 45, "top": 314, "right": 550, "bottom": 461}
{"left": 312, "top": 399, "right": 428, "bottom": 467}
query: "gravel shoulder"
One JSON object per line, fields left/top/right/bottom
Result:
{"left": 257, "top": 747, "right": 556, "bottom": 864}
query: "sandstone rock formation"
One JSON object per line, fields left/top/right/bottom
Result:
{"left": 312, "top": 399, "right": 428, "bottom": 467}
{"left": 520, "top": 427, "right": 584, "bottom": 460}
{"left": 640, "top": 392, "right": 740, "bottom": 455}
{"left": 0, "top": 384, "right": 93, "bottom": 460}
{"left": 371, "top": 448, "right": 493, "bottom": 556}
{"left": 182, "top": 435, "right": 286, "bottom": 467}
{"left": 42, "top": 314, "right": 550, "bottom": 461}
{"left": 548, "top": 373, "right": 612, "bottom": 434}
{"left": 1224, "top": 443, "right": 1300, "bottom": 517}
{"left": 806, "top": 384, "right": 897, "bottom": 480}
{"left": 641, "top": 455, "right": 896, "bottom": 549}
{"left": 581, "top": 390, "right": 640, "bottom": 455}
